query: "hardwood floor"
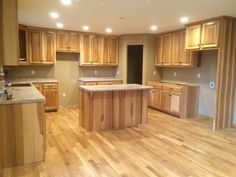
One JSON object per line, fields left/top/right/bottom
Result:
{"left": 2, "top": 107, "right": 236, "bottom": 177}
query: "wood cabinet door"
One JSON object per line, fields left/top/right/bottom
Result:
{"left": 185, "top": 25, "right": 201, "bottom": 49}
{"left": 171, "top": 31, "right": 181, "bottom": 65}
{"left": 33, "top": 83, "right": 43, "bottom": 93}
{"left": 162, "top": 34, "right": 172, "bottom": 65}
{"left": 170, "top": 93, "right": 181, "bottom": 115}
{"left": 201, "top": 21, "right": 219, "bottom": 49}
{"left": 43, "top": 31, "right": 56, "bottom": 64}
{"left": 90, "top": 35, "right": 101, "bottom": 64}
{"left": 101, "top": 37, "right": 109, "bottom": 64}
{"left": 155, "top": 36, "right": 163, "bottom": 65}
{"left": 80, "top": 34, "right": 91, "bottom": 65}
{"left": 161, "top": 90, "right": 171, "bottom": 112}
{"left": 153, "top": 89, "right": 161, "bottom": 109}
{"left": 109, "top": 37, "right": 118, "bottom": 65}
{"left": 56, "top": 32, "right": 68, "bottom": 51}
{"left": 148, "top": 89, "right": 155, "bottom": 107}
{"left": 68, "top": 32, "right": 80, "bottom": 52}
{"left": 28, "top": 30, "right": 43, "bottom": 64}
{"left": 43, "top": 89, "right": 58, "bottom": 111}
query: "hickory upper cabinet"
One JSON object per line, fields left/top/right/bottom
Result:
{"left": 156, "top": 30, "right": 198, "bottom": 67}
{"left": 56, "top": 31, "right": 80, "bottom": 52}
{"left": 171, "top": 30, "right": 198, "bottom": 67}
{"left": 28, "top": 29, "right": 56, "bottom": 64}
{"left": 186, "top": 21, "right": 220, "bottom": 50}
{"left": 101, "top": 37, "right": 118, "bottom": 65}
{"left": 80, "top": 34, "right": 101, "bottom": 65}
{"left": 80, "top": 34, "right": 118, "bottom": 66}
{"left": 155, "top": 34, "right": 172, "bottom": 66}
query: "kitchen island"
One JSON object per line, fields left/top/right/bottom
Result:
{"left": 79, "top": 84, "right": 152, "bottom": 132}
{"left": 0, "top": 84, "right": 46, "bottom": 168}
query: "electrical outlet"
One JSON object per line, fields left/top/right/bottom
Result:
{"left": 153, "top": 71, "right": 156, "bottom": 76}
{"left": 94, "top": 70, "right": 98, "bottom": 75}
{"left": 62, "top": 93, "right": 66, "bottom": 97}
{"left": 117, "top": 70, "right": 120, "bottom": 76}
{"left": 31, "top": 70, "right": 35, "bottom": 75}
{"left": 209, "top": 82, "right": 215, "bottom": 89}
{"left": 197, "top": 73, "right": 201, "bottom": 78}
{"left": 174, "top": 72, "right": 177, "bottom": 77}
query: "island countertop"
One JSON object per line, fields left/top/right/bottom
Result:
{"left": 79, "top": 84, "right": 153, "bottom": 92}
{"left": 0, "top": 85, "right": 45, "bottom": 105}
{"left": 78, "top": 77, "right": 122, "bottom": 82}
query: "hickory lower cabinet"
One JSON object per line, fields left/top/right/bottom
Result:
{"left": 33, "top": 82, "right": 58, "bottom": 111}
{"left": 0, "top": 102, "right": 45, "bottom": 168}
{"left": 148, "top": 81, "right": 199, "bottom": 118}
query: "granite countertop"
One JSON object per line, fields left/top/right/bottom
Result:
{"left": 0, "top": 84, "right": 45, "bottom": 105}
{"left": 11, "top": 78, "right": 58, "bottom": 84}
{"left": 79, "top": 84, "right": 153, "bottom": 92}
{"left": 78, "top": 77, "right": 122, "bottom": 82}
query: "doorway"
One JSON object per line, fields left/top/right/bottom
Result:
{"left": 127, "top": 45, "right": 143, "bottom": 84}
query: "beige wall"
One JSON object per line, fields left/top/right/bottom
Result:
{"left": 160, "top": 50, "right": 217, "bottom": 118}
{"left": 6, "top": 53, "right": 116, "bottom": 106}
{"left": 117, "top": 34, "right": 160, "bottom": 84}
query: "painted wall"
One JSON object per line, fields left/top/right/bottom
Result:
{"left": 117, "top": 34, "right": 160, "bottom": 84}
{"left": 5, "top": 53, "right": 116, "bottom": 106}
{"left": 161, "top": 50, "right": 217, "bottom": 118}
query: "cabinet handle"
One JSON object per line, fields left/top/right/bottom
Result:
{"left": 197, "top": 44, "right": 200, "bottom": 47}
{"left": 202, "top": 43, "right": 204, "bottom": 46}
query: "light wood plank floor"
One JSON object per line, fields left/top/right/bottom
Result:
{"left": 2, "top": 107, "right": 236, "bottom": 177}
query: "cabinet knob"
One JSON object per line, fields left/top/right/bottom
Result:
{"left": 202, "top": 43, "right": 204, "bottom": 46}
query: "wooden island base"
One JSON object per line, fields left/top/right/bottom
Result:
{"left": 79, "top": 88, "right": 150, "bottom": 132}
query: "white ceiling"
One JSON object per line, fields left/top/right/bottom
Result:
{"left": 18, "top": 0, "right": 236, "bottom": 35}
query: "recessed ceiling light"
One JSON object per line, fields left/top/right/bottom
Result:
{"left": 56, "top": 23, "right": 64, "bottom": 28}
{"left": 61, "top": 0, "right": 72, "bottom": 5}
{"left": 106, "top": 28, "right": 112, "bottom": 33}
{"left": 83, "top": 25, "right": 89, "bottom": 31}
{"left": 50, "top": 12, "right": 59, "bottom": 19}
{"left": 180, "top": 17, "right": 189, "bottom": 24}
{"left": 150, "top": 25, "right": 158, "bottom": 31}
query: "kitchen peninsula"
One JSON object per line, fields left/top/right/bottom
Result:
{"left": 79, "top": 84, "right": 152, "bottom": 131}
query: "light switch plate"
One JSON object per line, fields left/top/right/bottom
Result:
{"left": 174, "top": 72, "right": 177, "bottom": 77}
{"left": 197, "top": 73, "right": 201, "bottom": 78}
{"left": 94, "top": 70, "right": 98, "bottom": 75}
{"left": 153, "top": 71, "right": 156, "bottom": 75}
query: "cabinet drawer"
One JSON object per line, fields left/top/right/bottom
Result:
{"left": 172, "top": 87, "right": 183, "bottom": 93}
{"left": 43, "top": 83, "right": 58, "bottom": 89}
{"left": 111, "top": 80, "right": 123, "bottom": 85}
{"left": 84, "top": 82, "right": 97, "bottom": 85}
{"left": 33, "top": 83, "right": 43, "bottom": 93}
{"left": 97, "top": 81, "right": 113, "bottom": 85}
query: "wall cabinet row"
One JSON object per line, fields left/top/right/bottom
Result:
{"left": 80, "top": 34, "right": 118, "bottom": 66}
{"left": 148, "top": 81, "right": 199, "bottom": 119}
{"left": 155, "top": 30, "right": 199, "bottom": 67}
{"left": 185, "top": 21, "right": 220, "bottom": 50}
{"left": 33, "top": 82, "right": 59, "bottom": 111}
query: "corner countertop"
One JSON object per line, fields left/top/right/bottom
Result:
{"left": 11, "top": 78, "right": 58, "bottom": 84}
{"left": 79, "top": 84, "right": 153, "bottom": 92}
{"left": 78, "top": 77, "right": 122, "bottom": 82}
{"left": 0, "top": 84, "right": 45, "bottom": 105}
